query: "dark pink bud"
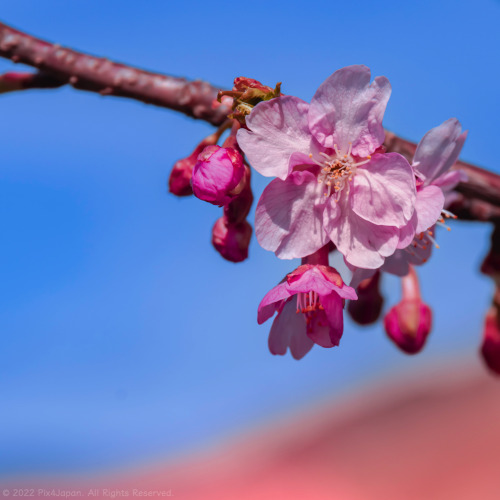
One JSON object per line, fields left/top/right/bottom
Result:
{"left": 384, "top": 266, "right": 432, "bottom": 354}
{"left": 481, "top": 307, "right": 500, "bottom": 376}
{"left": 348, "top": 271, "right": 384, "bottom": 325}
{"left": 223, "top": 166, "right": 253, "bottom": 224}
{"left": 168, "top": 157, "right": 195, "bottom": 197}
{"left": 481, "top": 223, "right": 500, "bottom": 277}
{"left": 168, "top": 135, "right": 218, "bottom": 197}
{"left": 212, "top": 216, "right": 252, "bottom": 263}
{"left": 192, "top": 145, "right": 245, "bottom": 206}
{"left": 385, "top": 301, "right": 432, "bottom": 354}
{"left": 232, "top": 77, "right": 275, "bottom": 94}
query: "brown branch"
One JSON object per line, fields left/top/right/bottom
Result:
{"left": 0, "top": 22, "right": 230, "bottom": 125}
{"left": 0, "top": 21, "right": 498, "bottom": 222}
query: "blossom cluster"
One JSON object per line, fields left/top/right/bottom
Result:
{"left": 169, "top": 65, "right": 472, "bottom": 363}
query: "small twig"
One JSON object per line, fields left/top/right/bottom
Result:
{"left": 0, "top": 71, "right": 65, "bottom": 93}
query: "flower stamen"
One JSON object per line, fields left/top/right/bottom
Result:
{"left": 296, "top": 291, "right": 323, "bottom": 314}
{"left": 312, "top": 144, "right": 371, "bottom": 199}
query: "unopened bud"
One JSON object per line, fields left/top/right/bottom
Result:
{"left": 481, "top": 307, "right": 500, "bottom": 375}
{"left": 384, "top": 266, "right": 432, "bottom": 354}
{"left": 481, "top": 223, "right": 500, "bottom": 278}
{"left": 212, "top": 216, "right": 252, "bottom": 263}
{"left": 223, "top": 166, "right": 253, "bottom": 224}
{"left": 168, "top": 156, "right": 196, "bottom": 196}
{"left": 348, "top": 271, "right": 384, "bottom": 325}
{"left": 168, "top": 130, "right": 225, "bottom": 197}
{"left": 192, "top": 146, "right": 245, "bottom": 206}
{"left": 385, "top": 300, "right": 432, "bottom": 354}
{"left": 218, "top": 77, "right": 281, "bottom": 127}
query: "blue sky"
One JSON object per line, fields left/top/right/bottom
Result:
{"left": 0, "top": 0, "right": 498, "bottom": 475}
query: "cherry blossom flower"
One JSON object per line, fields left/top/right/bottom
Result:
{"left": 237, "top": 65, "right": 417, "bottom": 269}
{"left": 383, "top": 118, "right": 468, "bottom": 276}
{"left": 258, "top": 264, "right": 357, "bottom": 359}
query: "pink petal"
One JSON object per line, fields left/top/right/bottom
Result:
{"left": 268, "top": 299, "right": 314, "bottom": 359}
{"left": 289, "top": 151, "right": 318, "bottom": 171}
{"left": 286, "top": 266, "right": 358, "bottom": 301}
{"left": 415, "top": 185, "right": 445, "bottom": 234}
{"left": 237, "top": 96, "right": 314, "bottom": 180}
{"left": 286, "top": 266, "right": 336, "bottom": 296}
{"left": 382, "top": 250, "right": 411, "bottom": 277}
{"left": 324, "top": 196, "right": 400, "bottom": 269}
{"left": 309, "top": 65, "right": 391, "bottom": 157}
{"left": 432, "top": 169, "right": 467, "bottom": 193}
{"left": 317, "top": 267, "right": 358, "bottom": 301}
{"left": 383, "top": 238, "right": 433, "bottom": 277}
{"left": 407, "top": 240, "right": 433, "bottom": 266}
{"left": 319, "top": 292, "right": 344, "bottom": 346}
{"left": 349, "top": 266, "right": 377, "bottom": 289}
{"left": 257, "top": 281, "right": 291, "bottom": 325}
{"left": 255, "top": 170, "right": 329, "bottom": 259}
{"left": 397, "top": 212, "right": 417, "bottom": 249}
{"left": 192, "top": 146, "right": 244, "bottom": 206}
{"left": 413, "top": 119, "right": 467, "bottom": 183}
{"left": 351, "top": 153, "right": 416, "bottom": 227}
{"left": 306, "top": 309, "right": 336, "bottom": 348}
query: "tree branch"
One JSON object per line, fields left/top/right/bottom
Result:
{"left": 0, "top": 22, "right": 230, "bottom": 125}
{"left": 0, "top": 21, "right": 498, "bottom": 222}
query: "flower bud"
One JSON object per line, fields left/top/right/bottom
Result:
{"left": 481, "top": 223, "right": 500, "bottom": 277}
{"left": 168, "top": 156, "right": 196, "bottom": 197}
{"left": 168, "top": 135, "right": 219, "bottom": 197}
{"left": 481, "top": 307, "right": 500, "bottom": 376}
{"left": 348, "top": 271, "right": 384, "bottom": 325}
{"left": 217, "top": 77, "right": 282, "bottom": 127}
{"left": 212, "top": 216, "right": 252, "bottom": 263}
{"left": 384, "top": 266, "right": 432, "bottom": 354}
{"left": 384, "top": 300, "right": 432, "bottom": 354}
{"left": 223, "top": 166, "right": 253, "bottom": 224}
{"left": 192, "top": 146, "right": 245, "bottom": 206}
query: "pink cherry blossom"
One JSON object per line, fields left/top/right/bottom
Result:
{"left": 382, "top": 118, "right": 468, "bottom": 276}
{"left": 237, "top": 65, "right": 417, "bottom": 269}
{"left": 258, "top": 264, "right": 357, "bottom": 359}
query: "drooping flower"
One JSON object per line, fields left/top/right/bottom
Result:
{"left": 384, "top": 266, "right": 432, "bottom": 354}
{"left": 258, "top": 263, "right": 357, "bottom": 359}
{"left": 192, "top": 145, "right": 245, "bottom": 206}
{"left": 237, "top": 65, "right": 417, "bottom": 269}
{"left": 382, "top": 118, "right": 468, "bottom": 276}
